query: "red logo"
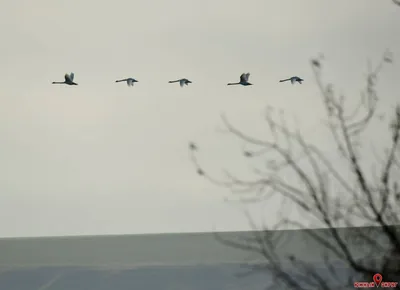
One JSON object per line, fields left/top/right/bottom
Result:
{"left": 354, "top": 273, "right": 398, "bottom": 288}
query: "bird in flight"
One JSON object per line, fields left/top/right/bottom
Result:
{"left": 115, "top": 78, "right": 138, "bottom": 86}
{"left": 279, "top": 76, "right": 304, "bottom": 84}
{"left": 227, "top": 73, "right": 252, "bottom": 86}
{"left": 169, "top": 78, "right": 192, "bottom": 87}
{"left": 52, "top": 73, "right": 78, "bottom": 85}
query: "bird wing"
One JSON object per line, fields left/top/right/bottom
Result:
{"left": 69, "top": 73, "right": 74, "bottom": 81}
{"left": 290, "top": 78, "right": 295, "bottom": 84}
{"left": 64, "top": 73, "right": 71, "bottom": 82}
{"left": 127, "top": 79, "right": 133, "bottom": 86}
{"left": 179, "top": 79, "right": 184, "bottom": 87}
{"left": 240, "top": 73, "right": 250, "bottom": 82}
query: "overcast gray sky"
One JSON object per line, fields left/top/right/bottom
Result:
{"left": 0, "top": 0, "right": 399, "bottom": 238}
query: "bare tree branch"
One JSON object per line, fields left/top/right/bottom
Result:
{"left": 190, "top": 49, "right": 400, "bottom": 288}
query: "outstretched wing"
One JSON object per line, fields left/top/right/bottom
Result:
{"left": 127, "top": 79, "right": 133, "bottom": 86}
{"left": 179, "top": 79, "right": 185, "bottom": 87}
{"left": 64, "top": 73, "right": 71, "bottom": 82}
{"left": 240, "top": 73, "right": 250, "bottom": 82}
{"left": 69, "top": 73, "right": 74, "bottom": 81}
{"left": 290, "top": 77, "right": 295, "bottom": 84}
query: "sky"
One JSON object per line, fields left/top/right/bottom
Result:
{"left": 0, "top": 0, "right": 399, "bottom": 238}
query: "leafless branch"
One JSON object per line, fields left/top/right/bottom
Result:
{"left": 190, "top": 50, "right": 400, "bottom": 288}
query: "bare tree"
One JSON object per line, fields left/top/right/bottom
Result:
{"left": 189, "top": 47, "right": 400, "bottom": 289}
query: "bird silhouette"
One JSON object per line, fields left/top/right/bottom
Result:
{"left": 169, "top": 78, "right": 192, "bottom": 87}
{"left": 227, "top": 73, "right": 252, "bottom": 86}
{"left": 279, "top": 76, "right": 303, "bottom": 84}
{"left": 52, "top": 73, "right": 78, "bottom": 85}
{"left": 115, "top": 78, "right": 138, "bottom": 86}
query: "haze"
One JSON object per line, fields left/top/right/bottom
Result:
{"left": 0, "top": 0, "right": 399, "bottom": 237}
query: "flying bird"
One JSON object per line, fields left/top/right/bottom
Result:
{"left": 169, "top": 78, "right": 192, "bottom": 87}
{"left": 279, "top": 76, "right": 304, "bottom": 84}
{"left": 115, "top": 78, "right": 138, "bottom": 86}
{"left": 52, "top": 73, "right": 78, "bottom": 85}
{"left": 227, "top": 73, "right": 252, "bottom": 86}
